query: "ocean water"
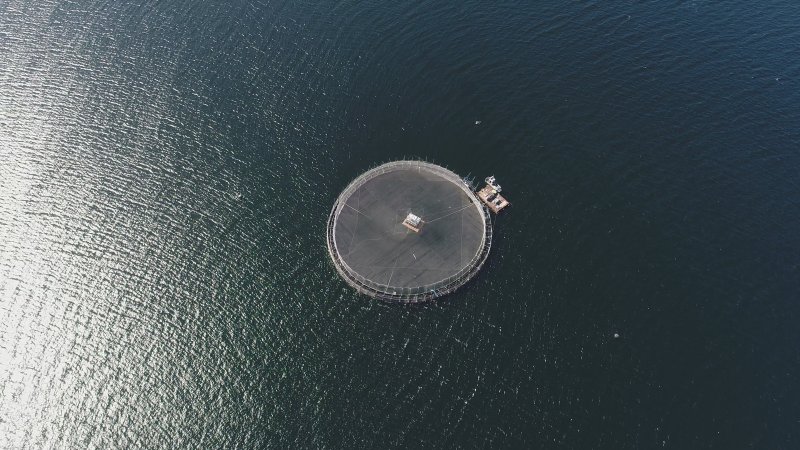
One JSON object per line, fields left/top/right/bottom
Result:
{"left": 1, "top": 0, "right": 799, "bottom": 448}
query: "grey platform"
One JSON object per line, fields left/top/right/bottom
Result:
{"left": 327, "top": 161, "right": 492, "bottom": 303}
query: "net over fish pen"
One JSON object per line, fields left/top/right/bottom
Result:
{"left": 326, "top": 161, "right": 493, "bottom": 303}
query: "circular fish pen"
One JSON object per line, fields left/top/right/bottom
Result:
{"left": 327, "top": 161, "right": 492, "bottom": 303}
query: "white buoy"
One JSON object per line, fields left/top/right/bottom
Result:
{"left": 613, "top": 333, "right": 620, "bottom": 339}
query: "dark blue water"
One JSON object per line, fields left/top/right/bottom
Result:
{"left": 1, "top": 1, "right": 799, "bottom": 448}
